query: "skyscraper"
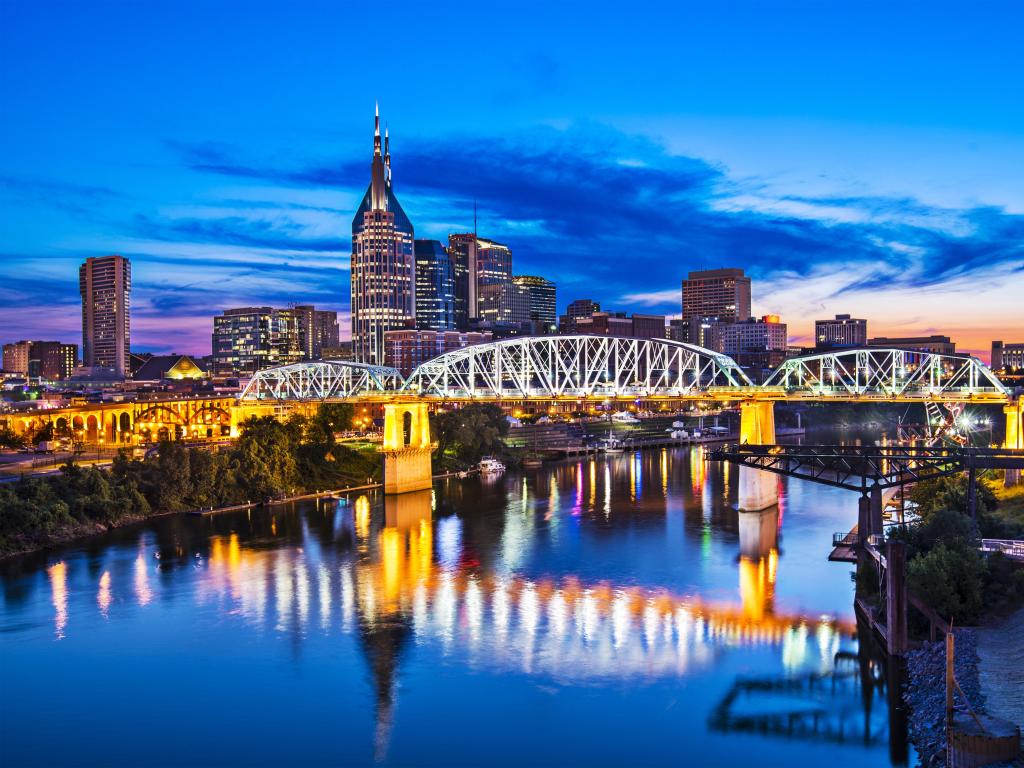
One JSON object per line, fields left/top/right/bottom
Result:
{"left": 448, "top": 234, "right": 512, "bottom": 324}
{"left": 212, "top": 306, "right": 303, "bottom": 377}
{"left": 680, "top": 268, "right": 752, "bottom": 338}
{"left": 351, "top": 106, "right": 415, "bottom": 364}
{"left": 79, "top": 255, "right": 131, "bottom": 377}
{"left": 287, "top": 305, "right": 340, "bottom": 360}
{"left": 814, "top": 314, "right": 867, "bottom": 349}
{"left": 414, "top": 239, "right": 456, "bottom": 330}
{"left": 512, "top": 275, "right": 557, "bottom": 332}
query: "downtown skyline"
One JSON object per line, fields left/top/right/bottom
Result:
{"left": 2, "top": 1, "right": 1023, "bottom": 361}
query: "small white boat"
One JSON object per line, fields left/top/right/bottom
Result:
{"left": 478, "top": 457, "right": 506, "bottom": 474}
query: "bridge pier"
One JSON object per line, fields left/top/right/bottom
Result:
{"left": 738, "top": 507, "right": 778, "bottom": 560}
{"left": 380, "top": 403, "right": 435, "bottom": 495}
{"left": 1005, "top": 399, "right": 1023, "bottom": 487}
{"left": 738, "top": 400, "right": 779, "bottom": 511}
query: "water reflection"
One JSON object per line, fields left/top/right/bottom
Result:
{"left": 5, "top": 447, "right": 913, "bottom": 766}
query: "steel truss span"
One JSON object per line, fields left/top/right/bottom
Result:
{"left": 763, "top": 348, "right": 1007, "bottom": 399}
{"left": 404, "top": 335, "right": 753, "bottom": 399}
{"left": 239, "top": 361, "right": 403, "bottom": 401}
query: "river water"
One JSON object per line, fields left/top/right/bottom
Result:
{"left": 0, "top": 447, "right": 913, "bottom": 767}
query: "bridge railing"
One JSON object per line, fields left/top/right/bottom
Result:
{"left": 980, "top": 539, "right": 1024, "bottom": 560}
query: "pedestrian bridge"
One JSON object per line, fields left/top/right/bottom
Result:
{"left": 239, "top": 336, "right": 1010, "bottom": 404}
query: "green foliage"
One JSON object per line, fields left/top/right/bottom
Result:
{"left": 907, "top": 542, "right": 986, "bottom": 623}
{"left": 909, "top": 475, "right": 997, "bottom": 518}
{"left": 431, "top": 403, "right": 509, "bottom": 467}
{"left": 0, "top": 409, "right": 385, "bottom": 556}
{"left": 0, "top": 425, "right": 26, "bottom": 449}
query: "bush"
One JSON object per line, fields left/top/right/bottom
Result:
{"left": 907, "top": 542, "right": 986, "bottom": 623}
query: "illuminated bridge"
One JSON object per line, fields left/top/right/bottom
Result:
{"left": 240, "top": 338, "right": 1010, "bottom": 404}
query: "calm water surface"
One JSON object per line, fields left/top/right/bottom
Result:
{"left": 1, "top": 448, "right": 913, "bottom": 767}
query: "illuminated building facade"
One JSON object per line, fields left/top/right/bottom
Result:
{"left": 992, "top": 341, "right": 1024, "bottom": 372}
{"left": 815, "top": 314, "right": 867, "bottom": 349}
{"left": 383, "top": 329, "right": 492, "bottom": 376}
{"left": 351, "top": 106, "right": 415, "bottom": 364}
{"left": 212, "top": 306, "right": 303, "bottom": 377}
{"left": 1, "top": 340, "right": 77, "bottom": 379}
{"left": 414, "top": 240, "right": 456, "bottom": 330}
{"left": 680, "top": 268, "right": 751, "bottom": 344}
{"left": 478, "top": 282, "right": 531, "bottom": 325}
{"left": 80, "top": 255, "right": 131, "bottom": 378}
{"left": 447, "top": 234, "right": 512, "bottom": 324}
{"left": 868, "top": 335, "right": 956, "bottom": 355}
{"left": 558, "top": 298, "right": 600, "bottom": 333}
{"left": 289, "top": 305, "right": 340, "bottom": 360}
{"left": 512, "top": 275, "right": 557, "bottom": 332}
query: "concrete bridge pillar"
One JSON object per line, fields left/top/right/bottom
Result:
{"left": 738, "top": 507, "right": 778, "bottom": 560}
{"left": 1005, "top": 399, "right": 1023, "bottom": 487}
{"left": 380, "top": 403, "right": 435, "bottom": 495}
{"left": 738, "top": 400, "right": 779, "bottom": 511}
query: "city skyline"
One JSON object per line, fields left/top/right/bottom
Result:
{"left": 2, "top": 2, "right": 1023, "bottom": 361}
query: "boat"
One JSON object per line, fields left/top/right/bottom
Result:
{"left": 478, "top": 457, "right": 506, "bottom": 474}
{"left": 600, "top": 431, "right": 625, "bottom": 453}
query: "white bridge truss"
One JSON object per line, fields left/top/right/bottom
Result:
{"left": 403, "top": 335, "right": 752, "bottom": 399}
{"left": 763, "top": 348, "right": 1007, "bottom": 398}
{"left": 239, "top": 361, "right": 403, "bottom": 401}
{"left": 238, "top": 341, "right": 1009, "bottom": 402}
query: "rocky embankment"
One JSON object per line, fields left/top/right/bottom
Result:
{"left": 904, "top": 629, "right": 987, "bottom": 767}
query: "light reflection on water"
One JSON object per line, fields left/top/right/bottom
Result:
{"left": 1, "top": 448, "right": 910, "bottom": 767}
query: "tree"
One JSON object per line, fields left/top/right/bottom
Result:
{"left": 233, "top": 416, "right": 299, "bottom": 499}
{"left": 0, "top": 425, "right": 25, "bottom": 449}
{"left": 431, "top": 403, "right": 508, "bottom": 466}
{"left": 907, "top": 542, "right": 986, "bottom": 623}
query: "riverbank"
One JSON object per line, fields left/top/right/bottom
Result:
{"left": 903, "top": 629, "right": 987, "bottom": 767}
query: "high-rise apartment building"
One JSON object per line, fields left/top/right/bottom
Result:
{"left": 289, "top": 305, "right": 340, "bottom": 360}
{"left": 2, "top": 341, "right": 30, "bottom": 374}
{"left": 512, "top": 275, "right": 557, "bottom": 332}
{"left": 80, "top": 255, "right": 131, "bottom": 377}
{"left": 815, "top": 314, "right": 867, "bottom": 349}
{"left": 414, "top": 240, "right": 456, "bottom": 331}
{"left": 351, "top": 106, "right": 415, "bottom": 365}
{"left": 680, "top": 268, "right": 751, "bottom": 342}
{"left": 212, "top": 307, "right": 303, "bottom": 377}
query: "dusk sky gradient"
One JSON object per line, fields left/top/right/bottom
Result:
{"left": 2, "top": 0, "right": 1022, "bottom": 360}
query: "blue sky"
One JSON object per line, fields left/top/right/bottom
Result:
{"left": 2, "top": 0, "right": 1022, "bottom": 359}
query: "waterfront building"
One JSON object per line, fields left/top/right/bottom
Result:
{"left": 80, "top": 255, "right": 131, "bottom": 378}
{"left": 1, "top": 340, "right": 77, "bottom": 379}
{"left": 868, "top": 335, "right": 956, "bottom": 355}
{"left": 351, "top": 106, "right": 415, "bottom": 365}
{"left": 414, "top": 240, "right": 456, "bottom": 331}
{"left": 288, "top": 305, "right": 340, "bottom": 360}
{"left": 212, "top": 307, "right": 303, "bottom": 377}
{"left": 815, "top": 314, "right": 867, "bottom": 349}
{"left": 512, "top": 275, "right": 557, "bottom": 332}
{"left": 992, "top": 341, "right": 1024, "bottom": 372}
{"left": 384, "top": 329, "right": 492, "bottom": 376}
{"left": 680, "top": 268, "right": 751, "bottom": 343}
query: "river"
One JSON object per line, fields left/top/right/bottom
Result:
{"left": 0, "top": 447, "right": 914, "bottom": 767}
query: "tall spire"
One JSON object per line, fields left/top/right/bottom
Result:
{"left": 384, "top": 125, "right": 391, "bottom": 186}
{"left": 370, "top": 103, "right": 386, "bottom": 209}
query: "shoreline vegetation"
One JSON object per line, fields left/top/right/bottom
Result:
{"left": 0, "top": 402, "right": 512, "bottom": 560}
